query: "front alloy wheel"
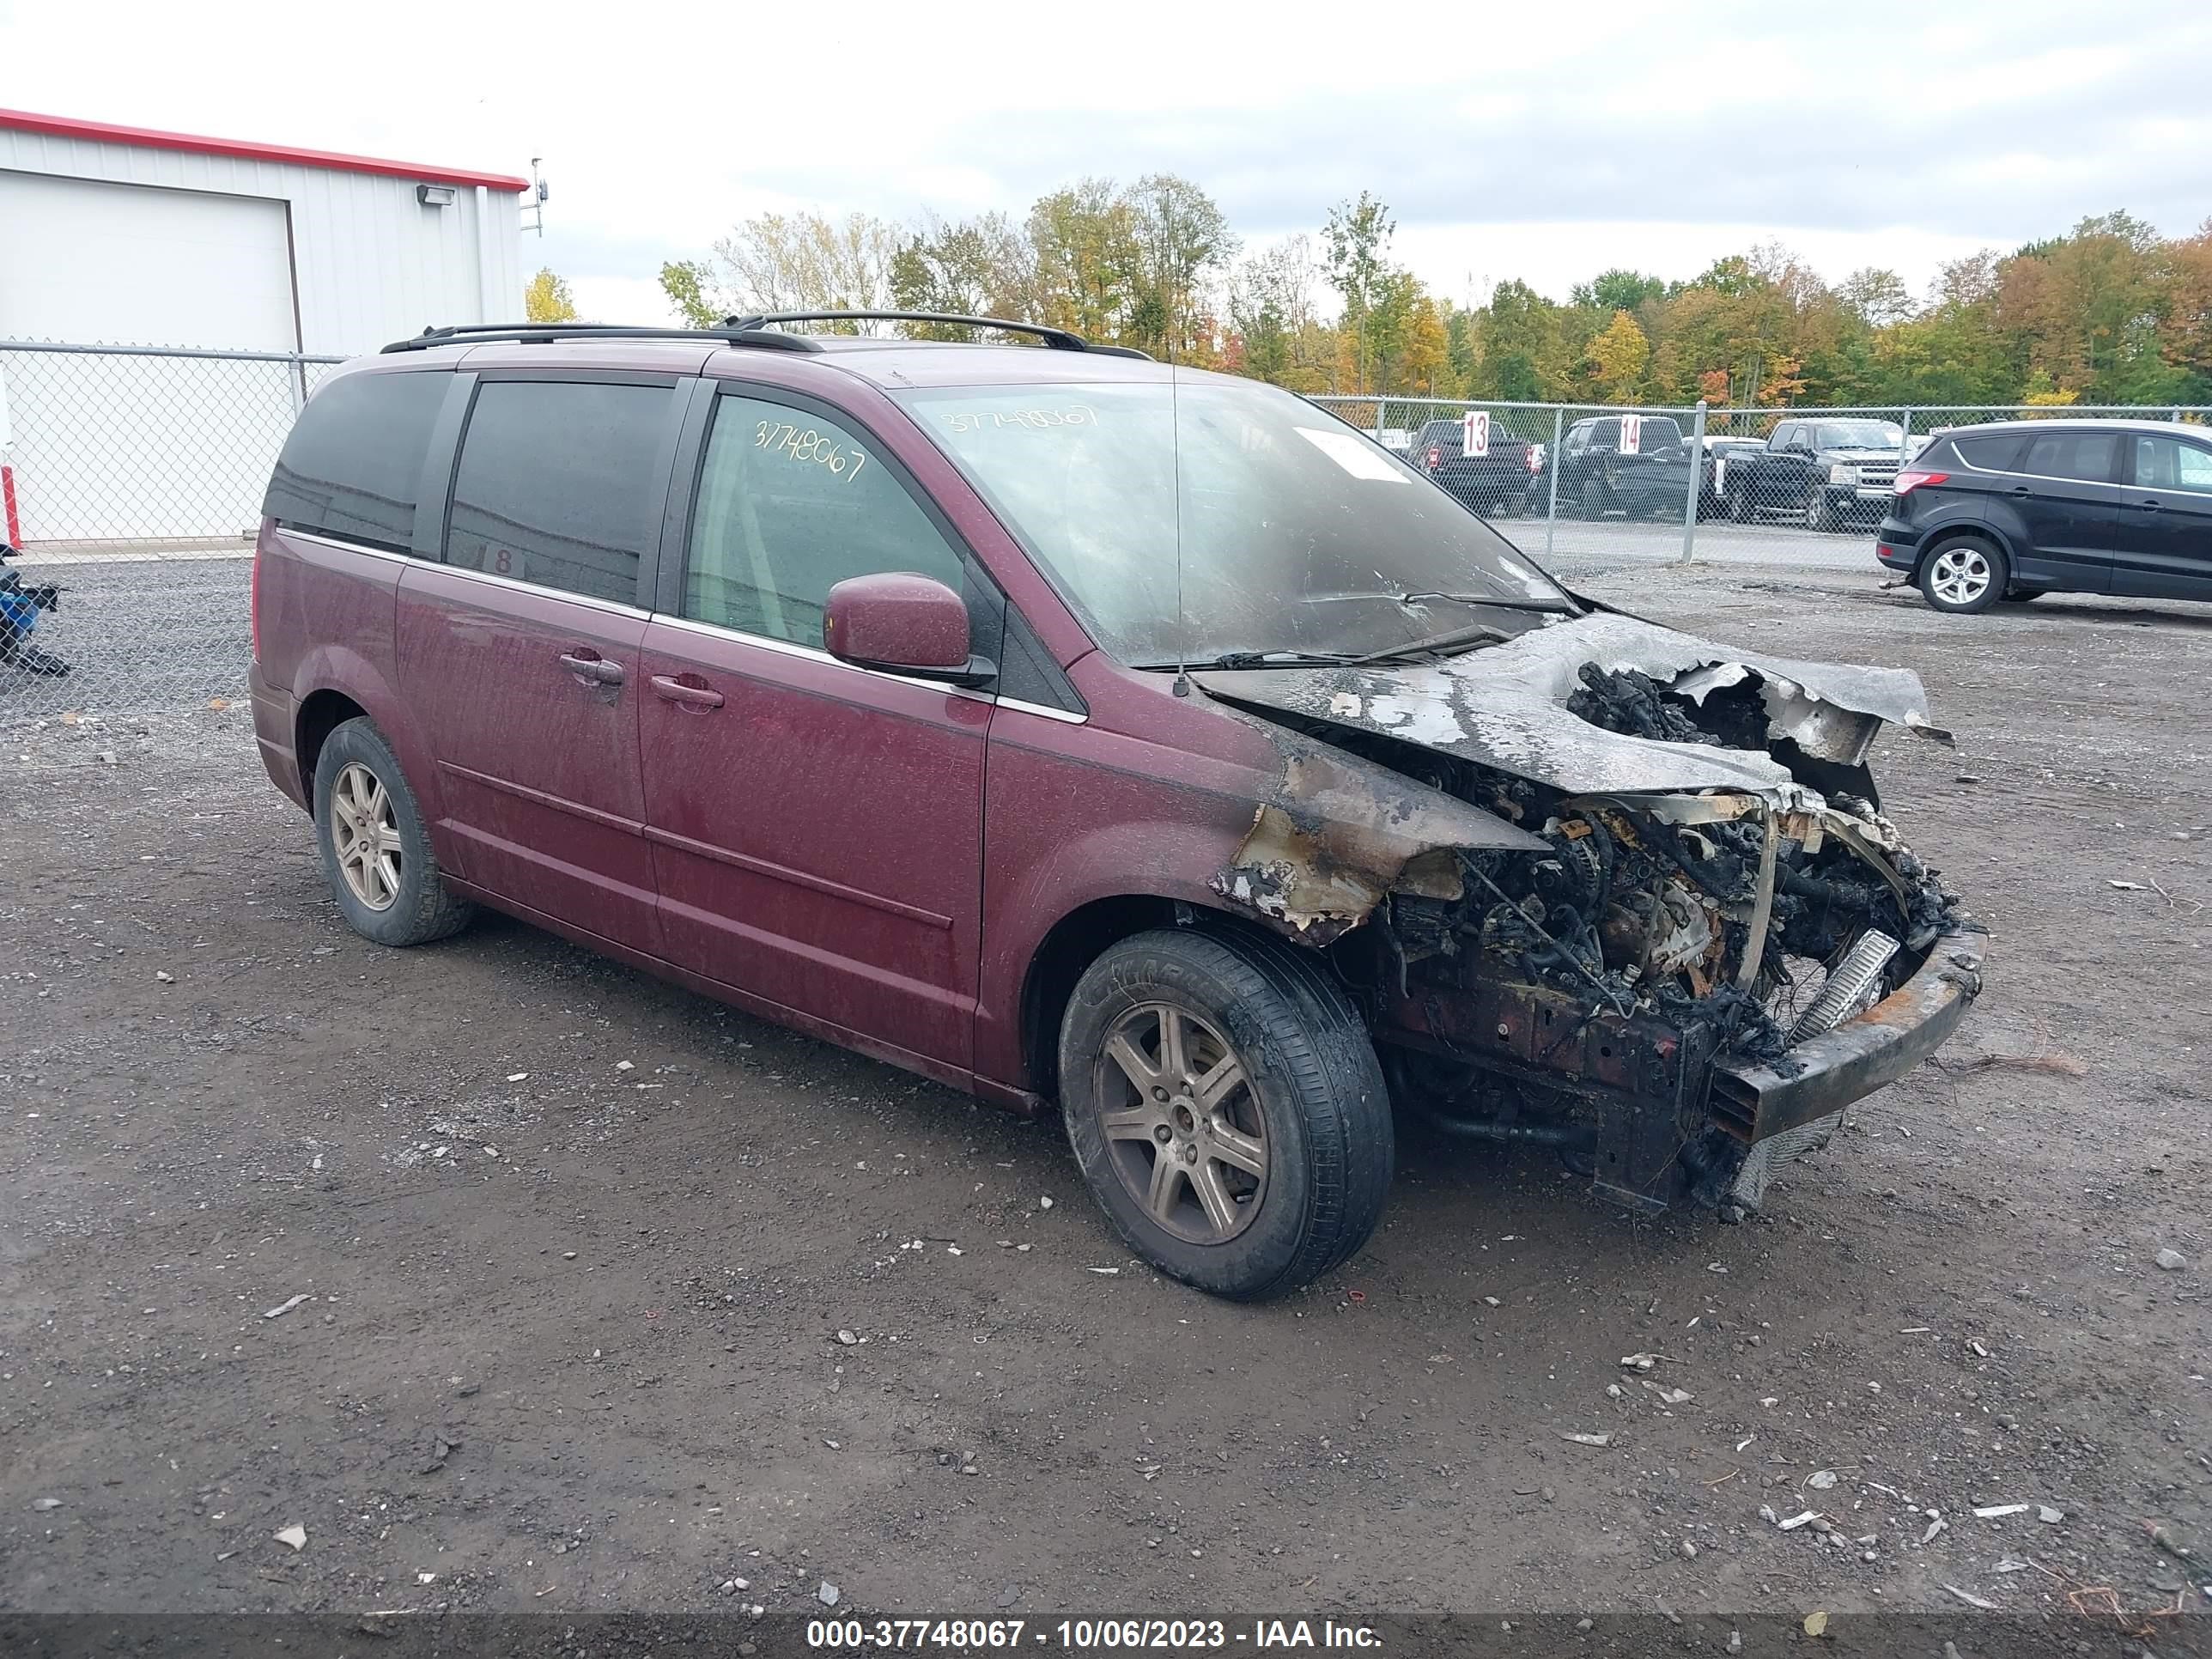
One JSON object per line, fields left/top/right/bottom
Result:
{"left": 1059, "top": 928, "right": 1393, "bottom": 1299}
{"left": 1097, "top": 1004, "right": 1267, "bottom": 1243}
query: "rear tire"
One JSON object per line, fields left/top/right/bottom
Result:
{"left": 1918, "top": 535, "right": 2008, "bottom": 615}
{"left": 1059, "top": 928, "right": 1393, "bottom": 1300}
{"left": 313, "top": 717, "right": 475, "bottom": 946}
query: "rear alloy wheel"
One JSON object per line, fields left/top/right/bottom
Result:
{"left": 313, "top": 716, "right": 476, "bottom": 946}
{"left": 1060, "top": 928, "right": 1392, "bottom": 1299}
{"left": 1918, "top": 537, "right": 2008, "bottom": 615}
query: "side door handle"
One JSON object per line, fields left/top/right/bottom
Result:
{"left": 2009, "top": 485, "right": 2033, "bottom": 496}
{"left": 558, "top": 649, "right": 625, "bottom": 686}
{"left": 2131, "top": 498, "right": 2163, "bottom": 511}
{"left": 650, "top": 672, "right": 725, "bottom": 710}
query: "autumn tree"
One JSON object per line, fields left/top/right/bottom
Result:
{"left": 659, "top": 211, "right": 904, "bottom": 329}
{"left": 524, "top": 268, "right": 579, "bottom": 323}
{"left": 1583, "top": 310, "right": 1650, "bottom": 402}
{"left": 1122, "top": 174, "right": 1237, "bottom": 362}
{"left": 1231, "top": 236, "right": 1333, "bottom": 392}
{"left": 1322, "top": 192, "right": 1396, "bottom": 393}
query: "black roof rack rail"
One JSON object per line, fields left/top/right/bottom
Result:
{"left": 380, "top": 322, "right": 821, "bottom": 355}
{"left": 722, "top": 310, "right": 1154, "bottom": 360}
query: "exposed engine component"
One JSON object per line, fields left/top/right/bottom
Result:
{"left": 1787, "top": 929, "right": 1899, "bottom": 1043}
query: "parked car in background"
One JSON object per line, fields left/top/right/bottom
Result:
{"left": 248, "top": 313, "right": 1981, "bottom": 1299}
{"left": 1721, "top": 418, "right": 1909, "bottom": 530}
{"left": 1698, "top": 436, "right": 1770, "bottom": 520}
{"left": 1407, "top": 416, "right": 1543, "bottom": 516}
{"left": 1877, "top": 418, "right": 2212, "bottom": 612}
{"left": 1540, "top": 414, "right": 1692, "bottom": 519}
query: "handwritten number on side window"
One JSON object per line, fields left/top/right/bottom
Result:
{"left": 753, "top": 420, "right": 867, "bottom": 482}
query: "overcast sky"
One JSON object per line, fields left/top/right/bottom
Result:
{"left": 5, "top": 0, "right": 2208, "bottom": 324}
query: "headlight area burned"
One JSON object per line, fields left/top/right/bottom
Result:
{"left": 1347, "top": 779, "right": 1972, "bottom": 1216}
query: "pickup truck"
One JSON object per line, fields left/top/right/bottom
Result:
{"left": 1719, "top": 418, "right": 1911, "bottom": 531}
{"left": 1540, "top": 414, "right": 1693, "bottom": 519}
{"left": 1408, "top": 416, "right": 1544, "bottom": 517}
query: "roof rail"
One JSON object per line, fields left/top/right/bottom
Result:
{"left": 380, "top": 322, "right": 821, "bottom": 355}
{"left": 722, "top": 311, "right": 1154, "bottom": 360}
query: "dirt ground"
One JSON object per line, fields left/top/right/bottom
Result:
{"left": 2, "top": 562, "right": 2207, "bottom": 1641}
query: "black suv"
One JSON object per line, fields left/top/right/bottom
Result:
{"left": 1876, "top": 419, "right": 2212, "bottom": 613}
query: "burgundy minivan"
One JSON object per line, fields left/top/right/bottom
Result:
{"left": 250, "top": 313, "right": 1984, "bottom": 1297}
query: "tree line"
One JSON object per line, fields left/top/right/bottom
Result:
{"left": 641, "top": 179, "right": 2212, "bottom": 410}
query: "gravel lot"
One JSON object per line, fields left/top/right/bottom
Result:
{"left": 2, "top": 556, "right": 2207, "bottom": 1643}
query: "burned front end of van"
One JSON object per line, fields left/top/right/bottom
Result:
{"left": 1201, "top": 611, "right": 1985, "bottom": 1218}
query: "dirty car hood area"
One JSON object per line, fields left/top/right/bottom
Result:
{"left": 1196, "top": 608, "right": 1983, "bottom": 1218}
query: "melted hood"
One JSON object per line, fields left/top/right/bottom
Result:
{"left": 1194, "top": 611, "right": 1950, "bottom": 798}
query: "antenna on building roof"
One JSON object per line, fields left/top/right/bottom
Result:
{"left": 521, "top": 157, "right": 547, "bottom": 237}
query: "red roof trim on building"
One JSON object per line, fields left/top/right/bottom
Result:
{"left": 0, "top": 107, "right": 530, "bottom": 193}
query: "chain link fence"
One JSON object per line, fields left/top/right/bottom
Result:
{"left": 4, "top": 339, "right": 2208, "bottom": 732}
{"left": 2, "top": 341, "right": 341, "bottom": 726}
{"left": 1313, "top": 393, "right": 2212, "bottom": 568}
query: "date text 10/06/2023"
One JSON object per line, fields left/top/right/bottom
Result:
{"left": 805, "top": 1618, "right": 1382, "bottom": 1650}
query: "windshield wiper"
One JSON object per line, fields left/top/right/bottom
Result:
{"left": 1345, "top": 622, "right": 1512, "bottom": 665}
{"left": 1398, "top": 591, "right": 1580, "bottom": 615}
{"left": 1139, "top": 649, "right": 1371, "bottom": 672}
{"left": 1143, "top": 623, "right": 1522, "bottom": 674}
{"left": 1302, "top": 588, "right": 1580, "bottom": 617}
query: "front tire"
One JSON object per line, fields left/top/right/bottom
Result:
{"left": 1918, "top": 536, "right": 2008, "bottom": 615}
{"left": 1059, "top": 928, "right": 1393, "bottom": 1299}
{"left": 313, "top": 717, "right": 475, "bottom": 946}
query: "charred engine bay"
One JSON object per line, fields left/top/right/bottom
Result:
{"left": 1249, "top": 662, "right": 1962, "bottom": 1161}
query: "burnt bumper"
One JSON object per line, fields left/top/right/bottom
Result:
{"left": 1708, "top": 923, "right": 1986, "bottom": 1145}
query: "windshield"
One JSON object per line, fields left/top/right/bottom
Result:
{"left": 896, "top": 376, "right": 1570, "bottom": 665}
{"left": 1815, "top": 421, "right": 1905, "bottom": 451}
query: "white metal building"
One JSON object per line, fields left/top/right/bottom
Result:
{"left": 0, "top": 108, "right": 527, "bottom": 542}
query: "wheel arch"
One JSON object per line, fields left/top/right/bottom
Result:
{"left": 1018, "top": 894, "right": 1308, "bottom": 1107}
{"left": 295, "top": 688, "right": 368, "bottom": 799}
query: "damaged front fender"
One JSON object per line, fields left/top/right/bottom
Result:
{"left": 1210, "top": 732, "right": 1547, "bottom": 944}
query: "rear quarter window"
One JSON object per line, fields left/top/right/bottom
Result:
{"left": 1948, "top": 432, "right": 2025, "bottom": 471}
{"left": 263, "top": 370, "right": 449, "bottom": 553}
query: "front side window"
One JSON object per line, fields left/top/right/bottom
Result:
{"left": 2019, "top": 430, "right": 2118, "bottom": 484}
{"left": 898, "top": 376, "right": 1569, "bottom": 665}
{"left": 264, "top": 369, "right": 448, "bottom": 553}
{"left": 446, "top": 380, "right": 672, "bottom": 605}
{"left": 683, "top": 395, "right": 968, "bottom": 649}
{"left": 2132, "top": 435, "right": 2212, "bottom": 495}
